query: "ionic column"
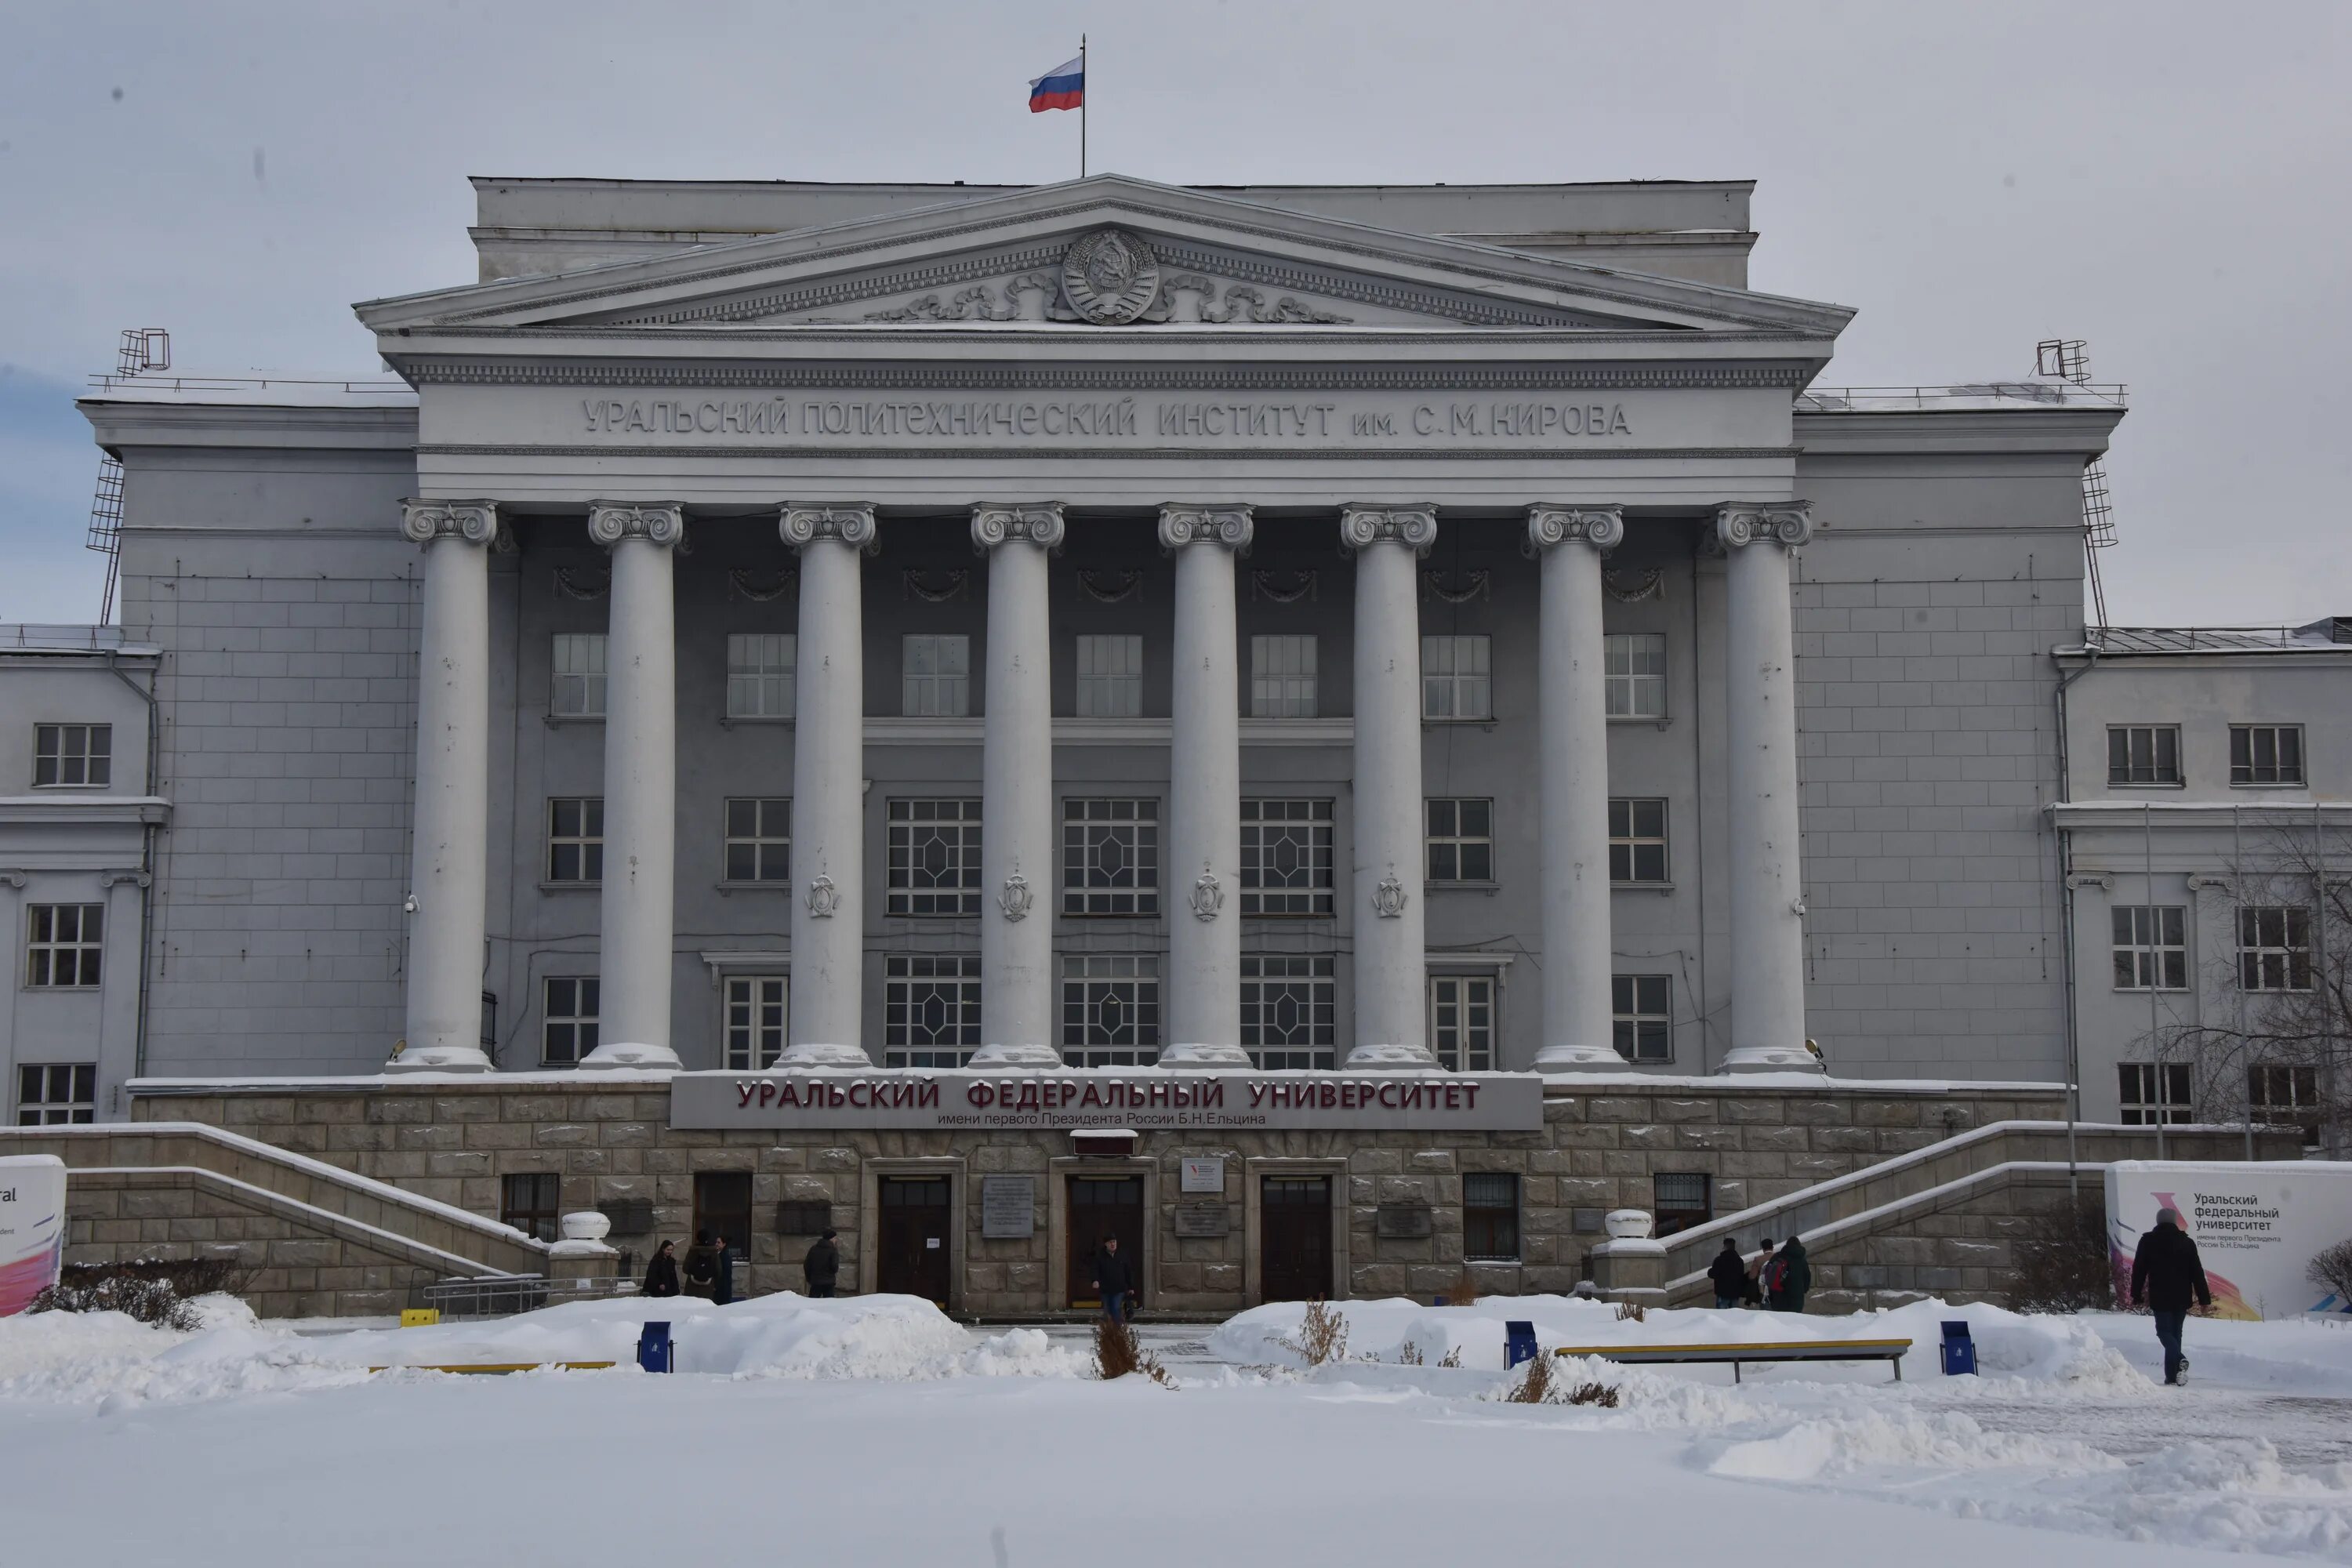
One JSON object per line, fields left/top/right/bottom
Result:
{"left": 579, "top": 503, "right": 684, "bottom": 1070}
{"left": 390, "top": 500, "right": 495, "bottom": 1073}
{"left": 1158, "top": 505, "right": 1252, "bottom": 1068}
{"left": 967, "top": 504, "right": 1062, "bottom": 1068}
{"left": 1339, "top": 506, "right": 1439, "bottom": 1069}
{"left": 1528, "top": 506, "right": 1626, "bottom": 1070}
{"left": 777, "top": 505, "right": 877, "bottom": 1067}
{"left": 1714, "top": 503, "right": 1817, "bottom": 1071}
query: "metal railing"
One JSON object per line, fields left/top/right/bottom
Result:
{"left": 0, "top": 624, "right": 133, "bottom": 652}
{"left": 412, "top": 1273, "right": 642, "bottom": 1320}
{"left": 1799, "top": 381, "right": 2128, "bottom": 410}
{"left": 83, "top": 372, "right": 413, "bottom": 398}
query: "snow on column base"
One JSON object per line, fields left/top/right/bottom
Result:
{"left": 1532, "top": 1043, "right": 1628, "bottom": 1071}
{"left": 1340, "top": 1041, "right": 1442, "bottom": 1071}
{"left": 1157, "top": 1041, "right": 1252, "bottom": 1069}
{"left": 577, "top": 1040, "right": 683, "bottom": 1071}
{"left": 1719, "top": 1046, "right": 1824, "bottom": 1073}
{"left": 967, "top": 1041, "right": 1064, "bottom": 1069}
{"left": 772, "top": 1042, "right": 874, "bottom": 1069}
{"left": 384, "top": 1043, "right": 494, "bottom": 1074}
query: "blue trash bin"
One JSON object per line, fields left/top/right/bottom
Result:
{"left": 637, "top": 1321, "right": 673, "bottom": 1374}
{"left": 1504, "top": 1320, "right": 1538, "bottom": 1368}
{"left": 1939, "top": 1319, "right": 1976, "bottom": 1377}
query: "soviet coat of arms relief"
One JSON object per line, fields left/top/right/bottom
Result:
{"left": 855, "top": 227, "right": 1355, "bottom": 325}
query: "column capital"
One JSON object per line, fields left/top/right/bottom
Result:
{"left": 587, "top": 501, "right": 684, "bottom": 549}
{"left": 1339, "top": 505, "right": 1438, "bottom": 556}
{"left": 780, "top": 503, "right": 879, "bottom": 553}
{"left": 1711, "top": 502, "right": 1813, "bottom": 553}
{"left": 971, "top": 503, "right": 1065, "bottom": 553}
{"left": 1157, "top": 504, "right": 1254, "bottom": 552}
{"left": 1526, "top": 505, "right": 1624, "bottom": 554}
{"left": 400, "top": 499, "right": 496, "bottom": 546}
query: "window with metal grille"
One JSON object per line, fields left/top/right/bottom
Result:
{"left": 1612, "top": 975, "right": 1672, "bottom": 1062}
{"left": 16, "top": 1063, "right": 96, "bottom": 1126}
{"left": 2230, "top": 724, "right": 2303, "bottom": 786}
{"left": 1425, "top": 798, "right": 1494, "bottom": 883}
{"left": 2107, "top": 724, "right": 2180, "bottom": 785}
{"left": 726, "top": 633, "right": 796, "bottom": 719}
{"left": 2247, "top": 1063, "right": 2322, "bottom": 1148}
{"left": 724, "top": 975, "right": 788, "bottom": 1069}
{"left": 1061, "top": 954, "right": 1160, "bottom": 1065}
{"left": 1240, "top": 799, "right": 1334, "bottom": 916}
{"left": 1076, "top": 634, "right": 1144, "bottom": 717}
{"left": 551, "top": 633, "right": 607, "bottom": 717}
{"left": 1241, "top": 954, "right": 1335, "bottom": 1069}
{"left": 501, "top": 1172, "right": 564, "bottom": 1243}
{"left": 2238, "top": 906, "right": 2312, "bottom": 991}
{"left": 1608, "top": 798, "right": 1668, "bottom": 884}
{"left": 1249, "top": 635, "right": 1317, "bottom": 718}
{"left": 1421, "top": 634, "right": 1492, "bottom": 720}
{"left": 1062, "top": 798, "right": 1159, "bottom": 916}
{"left": 2112, "top": 905, "right": 2187, "bottom": 990}
{"left": 887, "top": 799, "right": 982, "bottom": 916}
{"left": 1463, "top": 1172, "right": 1519, "bottom": 1261}
{"left": 33, "top": 724, "right": 110, "bottom": 788}
{"left": 1603, "top": 633, "right": 1667, "bottom": 719}
{"left": 902, "top": 633, "right": 970, "bottom": 717}
{"left": 723, "top": 797, "right": 791, "bottom": 884}
{"left": 1653, "top": 1172, "right": 1711, "bottom": 1238}
{"left": 546, "top": 797, "right": 604, "bottom": 883}
{"left": 2118, "top": 1062, "right": 2191, "bottom": 1126}
{"left": 25, "top": 904, "right": 102, "bottom": 988}
{"left": 542, "top": 977, "right": 599, "bottom": 1066}
{"left": 884, "top": 954, "right": 981, "bottom": 1065}
{"left": 1429, "top": 974, "right": 1494, "bottom": 1071}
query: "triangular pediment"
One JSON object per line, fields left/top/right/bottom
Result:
{"left": 357, "top": 174, "right": 1852, "bottom": 341}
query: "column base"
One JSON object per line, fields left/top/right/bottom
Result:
{"left": 384, "top": 1042, "right": 494, "bottom": 1074}
{"left": 773, "top": 1042, "right": 873, "bottom": 1069}
{"left": 577, "top": 1040, "right": 684, "bottom": 1071}
{"left": 1719, "top": 1045, "right": 1824, "bottom": 1073}
{"left": 1340, "top": 1042, "right": 1442, "bottom": 1071}
{"left": 1157, "top": 1041, "right": 1252, "bottom": 1069}
{"left": 1531, "top": 1043, "right": 1630, "bottom": 1072}
{"left": 967, "top": 1042, "right": 1063, "bottom": 1069}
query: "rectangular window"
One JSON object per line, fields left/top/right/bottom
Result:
{"left": 1062, "top": 798, "right": 1159, "bottom": 916}
{"left": 33, "top": 724, "right": 111, "bottom": 788}
{"left": 2107, "top": 724, "right": 2181, "bottom": 786}
{"left": 723, "top": 797, "right": 792, "bottom": 884}
{"left": 1075, "top": 634, "right": 1144, "bottom": 718}
{"left": 1608, "top": 798, "right": 1669, "bottom": 884}
{"left": 25, "top": 904, "right": 103, "bottom": 988}
{"left": 551, "top": 633, "right": 608, "bottom": 717}
{"left": 883, "top": 953, "right": 980, "bottom": 1065}
{"left": 542, "top": 977, "right": 599, "bottom": 1067}
{"left": 1612, "top": 975, "right": 1672, "bottom": 1062}
{"left": 1249, "top": 635, "right": 1318, "bottom": 719}
{"left": 2247, "top": 1062, "right": 2323, "bottom": 1148}
{"left": 2111, "top": 905, "right": 2187, "bottom": 990}
{"left": 1463, "top": 1172, "right": 1519, "bottom": 1261}
{"left": 15, "top": 1063, "right": 96, "bottom": 1126}
{"left": 723, "top": 975, "right": 788, "bottom": 1070}
{"left": 2118, "top": 1062, "right": 2192, "bottom": 1127}
{"left": 1421, "top": 634, "right": 1492, "bottom": 720}
{"left": 2237, "top": 906, "right": 2313, "bottom": 992}
{"left": 1241, "top": 954, "right": 1335, "bottom": 1069}
{"left": 1425, "top": 798, "right": 1494, "bottom": 883}
{"left": 725, "top": 633, "right": 796, "bottom": 719}
{"left": 1240, "top": 799, "right": 1334, "bottom": 916}
{"left": 546, "top": 797, "right": 604, "bottom": 884}
{"left": 886, "top": 799, "right": 983, "bottom": 916}
{"left": 902, "top": 633, "right": 970, "bottom": 718}
{"left": 1429, "top": 974, "right": 1495, "bottom": 1071}
{"left": 1061, "top": 954, "right": 1160, "bottom": 1065}
{"left": 1603, "top": 633, "right": 1667, "bottom": 720}
{"left": 1653, "top": 1172, "right": 1712, "bottom": 1239}
{"left": 2230, "top": 724, "right": 2304, "bottom": 786}
{"left": 501, "top": 1172, "right": 563, "bottom": 1243}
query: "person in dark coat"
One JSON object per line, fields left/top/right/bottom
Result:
{"left": 1745, "top": 1238, "right": 1776, "bottom": 1307}
{"left": 711, "top": 1233, "right": 736, "bottom": 1306}
{"left": 681, "top": 1230, "right": 719, "bottom": 1300}
{"left": 1708, "top": 1239, "right": 1748, "bottom": 1309}
{"left": 1767, "top": 1236, "right": 1811, "bottom": 1312}
{"left": 804, "top": 1229, "right": 841, "bottom": 1299}
{"left": 1091, "top": 1234, "right": 1136, "bottom": 1325}
{"left": 641, "top": 1240, "right": 681, "bottom": 1298}
{"left": 2131, "top": 1207, "right": 2212, "bottom": 1385}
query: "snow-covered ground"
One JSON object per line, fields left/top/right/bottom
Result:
{"left": 3, "top": 1292, "right": 2348, "bottom": 1565}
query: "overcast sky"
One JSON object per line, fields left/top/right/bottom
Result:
{"left": 3, "top": 0, "right": 2347, "bottom": 626}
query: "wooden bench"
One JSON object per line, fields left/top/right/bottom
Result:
{"left": 1551, "top": 1337, "right": 1914, "bottom": 1383}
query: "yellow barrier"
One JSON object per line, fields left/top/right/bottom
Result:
{"left": 365, "top": 1361, "right": 618, "bottom": 1375}
{"left": 399, "top": 1308, "right": 441, "bottom": 1328}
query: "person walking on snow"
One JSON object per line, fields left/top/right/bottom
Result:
{"left": 1768, "top": 1236, "right": 1811, "bottom": 1312}
{"left": 1708, "top": 1238, "right": 1748, "bottom": 1309}
{"left": 2131, "top": 1206, "right": 2212, "bottom": 1385}
{"left": 681, "top": 1230, "right": 719, "bottom": 1300}
{"left": 1091, "top": 1234, "right": 1136, "bottom": 1325}
{"left": 641, "top": 1239, "right": 681, "bottom": 1298}
{"left": 804, "top": 1228, "right": 841, "bottom": 1299}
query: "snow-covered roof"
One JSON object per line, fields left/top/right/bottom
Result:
{"left": 77, "top": 372, "right": 416, "bottom": 408}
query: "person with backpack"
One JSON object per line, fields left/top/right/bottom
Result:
{"left": 681, "top": 1230, "right": 720, "bottom": 1300}
{"left": 1708, "top": 1238, "right": 1748, "bottom": 1309}
{"left": 2131, "top": 1207, "right": 2212, "bottom": 1385}
{"left": 804, "top": 1229, "right": 841, "bottom": 1299}
{"left": 1746, "top": 1238, "right": 1777, "bottom": 1308}
{"left": 1768, "top": 1236, "right": 1811, "bottom": 1312}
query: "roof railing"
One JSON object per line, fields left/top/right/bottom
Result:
{"left": 0, "top": 624, "right": 134, "bottom": 652}
{"left": 83, "top": 372, "right": 412, "bottom": 396}
{"left": 1799, "top": 382, "right": 2128, "bottom": 410}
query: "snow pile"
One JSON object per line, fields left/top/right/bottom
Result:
{"left": 0, "top": 1296, "right": 370, "bottom": 1410}
{"left": 1706, "top": 1406, "right": 2121, "bottom": 1482}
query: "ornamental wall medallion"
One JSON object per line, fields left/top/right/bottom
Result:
{"left": 1061, "top": 229, "right": 1160, "bottom": 325}
{"left": 998, "top": 870, "right": 1034, "bottom": 922}
{"left": 1189, "top": 869, "right": 1225, "bottom": 921}
{"left": 804, "top": 873, "right": 840, "bottom": 919}
{"left": 1371, "top": 872, "right": 1410, "bottom": 919}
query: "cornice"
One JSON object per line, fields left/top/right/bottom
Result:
{"left": 0, "top": 796, "right": 172, "bottom": 826}
{"left": 417, "top": 442, "right": 1796, "bottom": 464}
{"left": 397, "top": 358, "right": 1817, "bottom": 391}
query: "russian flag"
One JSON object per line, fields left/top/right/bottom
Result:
{"left": 1029, "top": 54, "right": 1083, "bottom": 113}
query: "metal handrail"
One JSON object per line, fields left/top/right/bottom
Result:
{"left": 83, "top": 372, "right": 412, "bottom": 397}
{"left": 1799, "top": 382, "right": 2128, "bottom": 409}
{"left": 414, "top": 1273, "right": 641, "bottom": 1320}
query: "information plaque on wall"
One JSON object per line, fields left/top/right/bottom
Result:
{"left": 1180, "top": 1156, "right": 1225, "bottom": 1193}
{"left": 1173, "top": 1201, "right": 1230, "bottom": 1238}
{"left": 981, "top": 1176, "right": 1036, "bottom": 1240}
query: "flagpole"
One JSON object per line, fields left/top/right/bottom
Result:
{"left": 1080, "top": 34, "right": 1087, "bottom": 177}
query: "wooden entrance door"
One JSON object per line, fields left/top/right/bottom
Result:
{"left": 1259, "top": 1174, "right": 1333, "bottom": 1302}
{"left": 877, "top": 1176, "right": 953, "bottom": 1305}
{"left": 1065, "top": 1174, "right": 1145, "bottom": 1309}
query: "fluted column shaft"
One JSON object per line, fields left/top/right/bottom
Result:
{"left": 778, "top": 506, "right": 877, "bottom": 1066}
{"left": 1530, "top": 506, "right": 1625, "bottom": 1070}
{"left": 969, "top": 505, "right": 1063, "bottom": 1067}
{"left": 390, "top": 501, "right": 495, "bottom": 1073}
{"left": 1340, "top": 506, "right": 1439, "bottom": 1069}
{"left": 580, "top": 503, "right": 684, "bottom": 1070}
{"left": 1158, "top": 506, "right": 1251, "bottom": 1066}
{"left": 1716, "top": 503, "right": 1817, "bottom": 1071}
